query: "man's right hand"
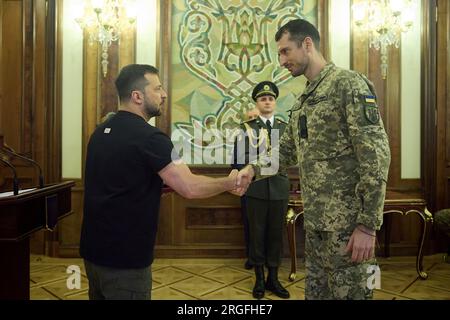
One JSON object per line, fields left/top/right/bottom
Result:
{"left": 229, "top": 165, "right": 255, "bottom": 196}
{"left": 227, "top": 169, "right": 239, "bottom": 190}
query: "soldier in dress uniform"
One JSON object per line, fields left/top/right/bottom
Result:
{"left": 235, "top": 19, "right": 391, "bottom": 300}
{"left": 232, "top": 81, "right": 291, "bottom": 299}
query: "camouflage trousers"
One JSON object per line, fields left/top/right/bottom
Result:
{"left": 435, "top": 209, "right": 450, "bottom": 238}
{"left": 305, "top": 229, "right": 377, "bottom": 300}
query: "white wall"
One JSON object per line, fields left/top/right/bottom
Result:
{"left": 401, "top": 0, "right": 421, "bottom": 179}
{"left": 329, "top": 0, "right": 351, "bottom": 69}
{"left": 136, "top": 0, "right": 157, "bottom": 66}
{"left": 62, "top": 0, "right": 83, "bottom": 179}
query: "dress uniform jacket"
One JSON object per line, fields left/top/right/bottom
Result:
{"left": 233, "top": 117, "right": 290, "bottom": 200}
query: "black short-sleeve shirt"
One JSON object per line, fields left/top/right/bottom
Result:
{"left": 80, "top": 111, "right": 174, "bottom": 268}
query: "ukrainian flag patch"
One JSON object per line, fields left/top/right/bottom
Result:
{"left": 364, "top": 95, "right": 376, "bottom": 104}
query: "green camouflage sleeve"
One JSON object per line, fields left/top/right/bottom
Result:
{"left": 278, "top": 119, "right": 299, "bottom": 169}
{"left": 252, "top": 116, "right": 298, "bottom": 179}
{"left": 342, "top": 74, "right": 391, "bottom": 231}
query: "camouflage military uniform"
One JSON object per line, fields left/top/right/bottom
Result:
{"left": 435, "top": 209, "right": 450, "bottom": 238}
{"left": 435, "top": 209, "right": 450, "bottom": 261}
{"left": 253, "top": 63, "right": 391, "bottom": 299}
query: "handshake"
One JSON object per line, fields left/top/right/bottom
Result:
{"left": 227, "top": 165, "right": 255, "bottom": 196}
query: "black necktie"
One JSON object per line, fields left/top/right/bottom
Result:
{"left": 266, "top": 120, "right": 272, "bottom": 142}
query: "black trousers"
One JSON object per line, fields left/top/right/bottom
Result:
{"left": 240, "top": 196, "right": 250, "bottom": 257}
{"left": 246, "top": 197, "right": 288, "bottom": 268}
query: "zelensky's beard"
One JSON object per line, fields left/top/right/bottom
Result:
{"left": 144, "top": 100, "right": 161, "bottom": 118}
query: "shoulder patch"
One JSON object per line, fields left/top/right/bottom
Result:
{"left": 360, "top": 94, "right": 380, "bottom": 125}
{"left": 364, "top": 104, "right": 380, "bottom": 124}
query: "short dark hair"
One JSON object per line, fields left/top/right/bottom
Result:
{"left": 115, "top": 64, "right": 159, "bottom": 103}
{"left": 275, "top": 19, "right": 321, "bottom": 50}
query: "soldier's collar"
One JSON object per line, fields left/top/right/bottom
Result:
{"left": 304, "top": 62, "right": 335, "bottom": 96}
{"left": 258, "top": 115, "right": 274, "bottom": 126}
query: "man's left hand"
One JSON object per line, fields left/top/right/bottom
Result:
{"left": 345, "top": 225, "right": 376, "bottom": 263}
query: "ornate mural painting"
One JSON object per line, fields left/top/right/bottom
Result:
{"left": 170, "top": 0, "right": 318, "bottom": 165}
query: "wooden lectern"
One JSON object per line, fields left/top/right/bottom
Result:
{"left": 0, "top": 181, "right": 75, "bottom": 300}
{"left": 0, "top": 134, "right": 75, "bottom": 299}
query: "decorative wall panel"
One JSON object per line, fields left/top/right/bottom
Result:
{"left": 169, "top": 0, "right": 318, "bottom": 164}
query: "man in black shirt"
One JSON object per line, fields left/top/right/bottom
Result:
{"left": 80, "top": 64, "right": 239, "bottom": 300}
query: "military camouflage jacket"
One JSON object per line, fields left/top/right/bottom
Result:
{"left": 254, "top": 63, "right": 391, "bottom": 231}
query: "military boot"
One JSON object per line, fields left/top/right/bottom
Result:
{"left": 252, "top": 266, "right": 265, "bottom": 299}
{"left": 266, "top": 267, "right": 290, "bottom": 299}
